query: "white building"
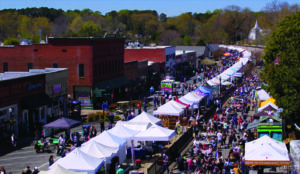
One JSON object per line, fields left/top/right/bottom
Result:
{"left": 248, "top": 20, "right": 264, "bottom": 41}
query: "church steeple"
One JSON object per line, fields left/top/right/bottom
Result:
{"left": 254, "top": 20, "right": 259, "bottom": 29}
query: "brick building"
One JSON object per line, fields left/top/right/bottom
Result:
{"left": 0, "top": 37, "right": 126, "bottom": 106}
{"left": 0, "top": 68, "right": 68, "bottom": 136}
{"left": 124, "top": 46, "right": 175, "bottom": 72}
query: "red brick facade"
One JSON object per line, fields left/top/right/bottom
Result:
{"left": 124, "top": 48, "right": 165, "bottom": 63}
{"left": 0, "top": 37, "right": 125, "bottom": 97}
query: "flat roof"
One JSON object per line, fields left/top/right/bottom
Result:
{"left": 176, "top": 50, "right": 196, "bottom": 55}
{"left": 126, "top": 46, "right": 174, "bottom": 49}
{"left": 0, "top": 68, "right": 68, "bottom": 81}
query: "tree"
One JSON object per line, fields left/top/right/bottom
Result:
{"left": 260, "top": 12, "right": 300, "bottom": 125}
{"left": 183, "top": 35, "right": 193, "bottom": 45}
{"left": 159, "top": 13, "right": 167, "bottom": 22}
{"left": 3, "top": 38, "right": 20, "bottom": 45}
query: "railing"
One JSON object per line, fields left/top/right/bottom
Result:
{"left": 147, "top": 127, "right": 194, "bottom": 174}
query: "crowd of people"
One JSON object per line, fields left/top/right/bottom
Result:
{"left": 169, "top": 71, "right": 263, "bottom": 174}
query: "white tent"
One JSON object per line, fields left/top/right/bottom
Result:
{"left": 178, "top": 92, "right": 202, "bottom": 108}
{"left": 108, "top": 124, "right": 141, "bottom": 139}
{"left": 133, "top": 124, "right": 175, "bottom": 141}
{"left": 168, "top": 100, "right": 187, "bottom": 110}
{"left": 128, "top": 111, "right": 161, "bottom": 125}
{"left": 257, "top": 89, "right": 271, "bottom": 101}
{"left": 115, "top": 121, "right": 152, "bottom": 131}
{"left": 49, "top": 148, "right": 104, "bottom": 174}
{"left": 258, "top": 102, "right": 278, "bottom": 112}
{"left": 80, "top": 141, "right": 119, "bottom": 163}
{"left": 85, "top": 131, "right": 127, "bottom": 163}
{"left": 41, "top": 164, "right": 88, "bottom": 174}
{"left": 245, "top": 135, "right": 290, "bottom": 166}
{"left": 153, "top": 101, "right": 184, "bottom": 116}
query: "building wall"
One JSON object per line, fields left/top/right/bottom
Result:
{"left": 165, "top": 46, "right": 176, "bottom": 70}
{"left": 138, "top": 60, "right": 148, "bottom": 76}
{"left": 0, "top": 44, "right": 93, "bottom": 97}
{"left": 0, "top": 37, "right": 125, "bottom": 98}
{"left": 124, "top": 48, "right": 166, "bottom": 63}
{"left": 124, "top": 61, "right": 138, "bottom": 80}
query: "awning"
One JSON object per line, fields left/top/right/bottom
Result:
{"left": 22, "top": 93, "right": 51, "bottom": 109}
{"left": 94, "top": 76, "right": 129, "bottom": 90}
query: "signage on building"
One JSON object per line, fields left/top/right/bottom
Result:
{"left": 27, "top": 82, "right": 42, "bottom": 91}
{"left": 53, "top": 84, "right": 62, "bottom": 93}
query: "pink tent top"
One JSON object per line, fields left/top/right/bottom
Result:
{"left": 175, "top": 99, "right": 190, "bottom": 108}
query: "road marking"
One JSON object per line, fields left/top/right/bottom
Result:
{"left": 0, "top": 154, "right": 54, "bottom": 161}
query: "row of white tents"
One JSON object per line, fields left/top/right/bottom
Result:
{"left": 207, "top": 46, "right": 251, "bottom": 86}
{"left": 43, "top": 112, "right": 174, "bottom": 174}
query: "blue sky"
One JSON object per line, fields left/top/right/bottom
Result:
{"left": 1, "top": 0, "right": 299, "bottom": 16}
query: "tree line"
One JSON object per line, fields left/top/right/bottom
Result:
{"left": 0, "top": 1, "right": 299, "bottom": 45}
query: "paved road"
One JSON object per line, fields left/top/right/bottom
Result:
{"left": 0, "top": 76, "right": 199, "bottom": 174}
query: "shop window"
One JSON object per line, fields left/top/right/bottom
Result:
{"left": 3, "top": 62, "right": 8, "bottom": 72}
{"left": 27, "top": 63, "right": 33, "bottom": 71}
{"left": 53, "top": 63, "right": 58, "bottom": 68}
{"left": 79, "top": 64, "right": 84, "bottom": 77}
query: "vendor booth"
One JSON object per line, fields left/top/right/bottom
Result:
{"left": 41, "top": 164, "right": 87, "bottom": 174}
{"left": 245, "top": 135, "right": 290, "bottom": 166}
{"left": 128, "top": 111, "right": 161, "bottom": 125}
{"left": 247, "top": 116, "right": 283, "bottom": 141}
{"left": 49, "top": 148, "right": 104, "bottom": 174}
{"left": 153, "top": 101, "right": 184, "bottom": 129}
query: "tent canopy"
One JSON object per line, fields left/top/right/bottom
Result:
{"left": 108, "top": 124, "right": 141, "bottom": 139}
{"left": 49, "top": 148, "right": 104, "bottom": 174}
{"left": 245, "top": 135, "right": 290, "bottom": 166}
{"left": 87, "top": 131, "right": 126, "bottom": 148}
{"left": 257, "top": 89, "right": 271, "bottom": 101}
{"left": 258, "top": 102, "right": 278, "bottom": 112}
{"left": 133, "top": 125, "right": 175, "bottom": 141}
{"left": 153, "top": 101, "right": 184, "bottom": 116}
{"left": 115, "top": 121, "right": 152, "bottom": 131}
{"left": 128, "top": 111, "right": 161, "bottom": 125}
{"left": 260, "top": 97, "right": 276, "bottom": 107}
{"left": 43, "top": 117, "right": 81, "bottom": 129}
{"left": 41, "top": 164, "right": 87, "bottom": 174}
{"left": 80, "top": 141, "right": 119, "bottom": 162}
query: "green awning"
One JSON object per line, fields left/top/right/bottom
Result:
{"left": 94, "top": 76, "right": 129, "bottom": 90}
{"left": 22, "top": 93, "right": 51, "bottom": 109}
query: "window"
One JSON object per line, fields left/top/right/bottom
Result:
{"left": 27, "top": 63, "right": 33, "bottom": 71}
{"left": 79, "top": 64, "right": 84, "bottom": 77}
{"left": 62, "top": 49, "right": 67, "bottom": 52}
{"left": 53, "top": 63, "right": 58, "bottom": 68}
{"left": 271, "top": 132, "right": 282, "bottom": 141}
{"left": 3, "top": 62, "right": 8, "bottom": 72}
{"left": 33, "top": 49, "right": 38, "bottom": 52}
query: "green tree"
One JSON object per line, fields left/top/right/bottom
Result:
{"left": 260, "top": 12, "right": 300, "bottom": 124}
{"left": 3, "top": 38, "right": 20, "bottom": 45}
{"left": 78, "top": 21, "right": 102, "bottom": 37}
{"left": 183, "top": 35, "right": 193, "bottom": 45}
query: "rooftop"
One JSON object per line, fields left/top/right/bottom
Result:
{"left": 0, "top": 68, "right": 68, "bottom": 81}
{"left": 175, "top": 50, "right": 195, "bottom": 55}
{"left": 126, "top": 45, "right": 174, "bottom": 49}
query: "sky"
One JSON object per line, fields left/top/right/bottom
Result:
{"left": 0, "top": 0, "right": 299, "bottom": 16}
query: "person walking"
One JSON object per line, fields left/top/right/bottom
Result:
{"left": 116, "top": 165, "right": 124, "bottom": 174}
{"left": 162, "top": 154, "right": 169, "bottom": 174}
